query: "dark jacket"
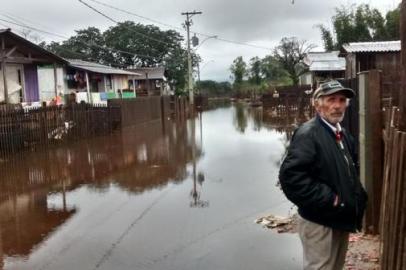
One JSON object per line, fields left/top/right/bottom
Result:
{"left": 279, "top": 115, "right": 368, "bottom": 232}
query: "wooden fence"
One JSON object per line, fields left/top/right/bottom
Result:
{"left": 0, "top": 104, "right": 119, "bottom": 155}
{"left": 262, "top": 84, "right": 314, "bottom": 124}
{"left": 171, "top": 96, "right": 190, "bottom": 119}
{"left": 108, "top": 96, "right": 163, "bottom": 128}
{"left": 380, "top": 107, "right": 406, "bottom": 270}
{"left": 0, "top": 96, "right": 188, "bottom": 156}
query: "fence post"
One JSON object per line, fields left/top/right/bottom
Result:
{"left": 358, "top": 70, "right": 383, "bottom": 234}
{"left": 400, "top": 0, "right": 406, "bottom": 131}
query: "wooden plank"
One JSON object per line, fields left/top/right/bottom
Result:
{"left": 368, "top": 70, "right": 383, "bottom": 233}
{"left": 391, "top": 130, "right": 404, "bottom": 269}
{"left": 387, "top": 130, "right": 401, "bottom": 269}
{"left": 380, "top": 122, "right": 392, "bottom": 234}
{"left": 5, "top": 46, "right": 17, "bottom": 57}
{"left": 53, "top": 63, "right": 58, "bottom": 97}
{"left": 1, "top": 37, "right": 8, "bottom": 104}
{"left": 400, "top": 0, "right": 406, "bottom": 131}
{"left": 395, "top": 132, "right": 406, "bottom": 270}
{"left": 381, "top": 123, "right": 397, "bottom": 270}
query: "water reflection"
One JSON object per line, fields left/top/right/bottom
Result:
{"left": 0, "top": 117, "right": 201, "bottom": 268}
{"left": 233, "top": 103, "right": 248, "bottom": 133}
{"left": 232, "top": 102, "right": 301, "bottom": 141}
{"left": 0, "top": 105, "right": 302, "bottom": 270}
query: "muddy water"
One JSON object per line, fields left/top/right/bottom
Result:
{"left": 0, "top": 104, "right": 302, "bottom": 270}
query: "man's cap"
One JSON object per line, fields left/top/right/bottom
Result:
{"left": 313, "top": 80, "right": 355, "bottom": 99}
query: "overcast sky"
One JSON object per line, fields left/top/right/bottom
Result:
{"left": 0, "top": 0, "right": 401, "bottom": 82}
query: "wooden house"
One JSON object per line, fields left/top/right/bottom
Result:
{"left": 126, "top": 67, "right": 171, "bottom": 96}
{"left": 340, "top": 40, "right": 401, "bottom": 103}
{"left": 299, "top": 51, "right": 345, "bottom": 89}
{"left": 340, "top": 41, "right": 401, "bottom": 80}
{"left": 65, "top": 59, "right": 140, "bottom": 103}
{"left": 0, "top": 28, "right": 67, "bottom": 105}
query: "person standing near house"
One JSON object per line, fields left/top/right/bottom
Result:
{"left": 279, "top": 80, "right": 368, "bottom": 270}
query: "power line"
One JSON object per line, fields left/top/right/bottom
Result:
{"left": 78, "top": 0, "right": 118, "bottom": 23}
{"left": 78, "top": 0, "right": 177, "bottom": 47}
{"left": 0, "top": 18, "right": 190, "bottom": 69}
{"left": 0, "top": 17, "right": 173, "bottom": 61}
{"left": 84, "top": 0, "right": 271, "bottom": 51}
{"left": 87, "top": 0, "right": 184, "bottom": 31}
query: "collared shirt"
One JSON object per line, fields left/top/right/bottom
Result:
{"left": 319, "top": 116, "right": 342, "bottom": 134}
{"left": 319, "top": 116, "right": 345, "bottom": 150}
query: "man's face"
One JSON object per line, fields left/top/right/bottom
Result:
{"left": 315, "top": 93, "right": 348, "bottom": 125}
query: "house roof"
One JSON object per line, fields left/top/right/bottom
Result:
{"left": 303, "top": 51, "right": 345, "bottom": 71}
{"left": 0, "top": 28, "right": 67, "bottom": 64}
{"left": 341, "top": 40, "right": 401, "bottom": 54}
{"left": 126, "top": 67, "right": 166, "bottom": 80}
{"left": 67, "top": 59, "right": 140, "bottom": 76}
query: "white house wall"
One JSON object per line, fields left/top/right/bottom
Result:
{"left": 0, "top": 64, "right": 24, "bottom": 104}
{"left": 37, "top": 66, "right": 65, "bottom": 102}
{"left": 299, "top": 72, "right": 312, "bottom": 86}
{"left": 112, "top": 75, "right": 129, "bottom": 92}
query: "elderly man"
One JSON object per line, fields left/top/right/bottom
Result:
{"left": 279, "top": 80, "right": 368, "bottom": 270}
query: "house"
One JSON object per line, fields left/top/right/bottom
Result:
{"left": 340, "top": 40, "right": 401, "bottom": 80}
{"left": 126, "top": 67, "right": 171, "bottom": 96}
{"left": 299, "top": 51, "right": 346, "bottom": 88}
{"left": 64, "top": 59, "right": 140, "bottom": 103}
{"left": 0, "top": 29, "right": 142, "bottom": 106}
{"left": 0, "top": 28, "right": 67, "bottom": 105}
{"left": 340, "top": 40, "right": 401, "bottom": 102}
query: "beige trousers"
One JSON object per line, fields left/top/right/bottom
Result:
{"left": 298, "top": 215, "right": 349, "bottom": 270}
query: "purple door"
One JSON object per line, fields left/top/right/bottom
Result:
{"left": 24, "top": 64, "right": 39, "bottom": 102}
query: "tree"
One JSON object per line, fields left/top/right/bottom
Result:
{"left": 230, "top": 56, "right": 247, "bottom": 86}
{"left": 44, "top": 27, "right": 105, "bottom": 61}
{"left": 319, "top": 4, "right": 400, "bottom": 51}
{"left": 249, "top": 56, "right": 262, "bottom": 85}
{"left": 260, "top": 55, "right": 292, "bottom": 85}
{"left": 195, "top": 80, "right": 232, "bottom": 97}
{"left": 385, "top": 6, "right": 400, "bottom": 40}
{"left": 41, "top": 22, "right": 196, "bottom": 92}
{"left": 273, "top": 37, "right": 315, "bottom": 85}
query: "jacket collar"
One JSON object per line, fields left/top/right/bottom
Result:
{"left": 316, "top": 114, "right": 343, "bottom": 139}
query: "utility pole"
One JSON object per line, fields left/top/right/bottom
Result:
{"left": 182, "top": 10, "right": 202, "bottom": 105}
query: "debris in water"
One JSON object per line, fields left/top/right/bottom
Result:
{"left": 255, "top": 214, "right": 298, "bottom": 233}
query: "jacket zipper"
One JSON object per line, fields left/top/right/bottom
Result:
{"left": 338, "top": 140, "right": 359, "bottom": 231}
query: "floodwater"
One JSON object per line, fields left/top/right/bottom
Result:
{"left": 0, "top": 104, "right": 302, "bottom": 270}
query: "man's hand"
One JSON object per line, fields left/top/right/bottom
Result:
{"left": 333, "top": 195, "right": 339, "bottom": 207}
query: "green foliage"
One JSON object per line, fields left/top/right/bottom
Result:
{"left": 319, "top": 4, "right": 400, "bottom": 50}
{"left": 42, "top": 22, "right": 196, "bottom": 92}
{"left": 195, "top": 80, "right": 232, "bottom": 97}
{"left": 273, "top": 37, "right": 315, "bottom": 85}
{"left": 260, "top": 55, "right": 292, "bottom": 85}
{"left": 230, "top": 56, "right": 247, "bottom": 86}
{"left": 317, "top": 25, "right": 335, "bottom": 51}
{"left": 249, "top": 56, "right": 262, "bottom": 85}
{"left": 385, "top": 7, "right": 400, "bottom": 40}
{"left": 43, "top": 27, "right": 104, "bottom": 61}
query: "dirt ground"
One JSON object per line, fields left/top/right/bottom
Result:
{"left": 256, "top": 214, "right": 380, "bottom": 270}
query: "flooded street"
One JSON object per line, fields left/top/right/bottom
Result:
{"left": 0, "top": 104, "right": 302, "bottom": 270}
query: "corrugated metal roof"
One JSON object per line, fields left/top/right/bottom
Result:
{"left": 126, "top": 67, "right": 166, "bottom": 80}
{"left": 67, "top": 59, "right": 140, "bottom": 76}
{"left": 342, "top": 41, "right": 401, "bottom": 53}
{"left": 303, "top": 51, "right": 345, "bottom": 71}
